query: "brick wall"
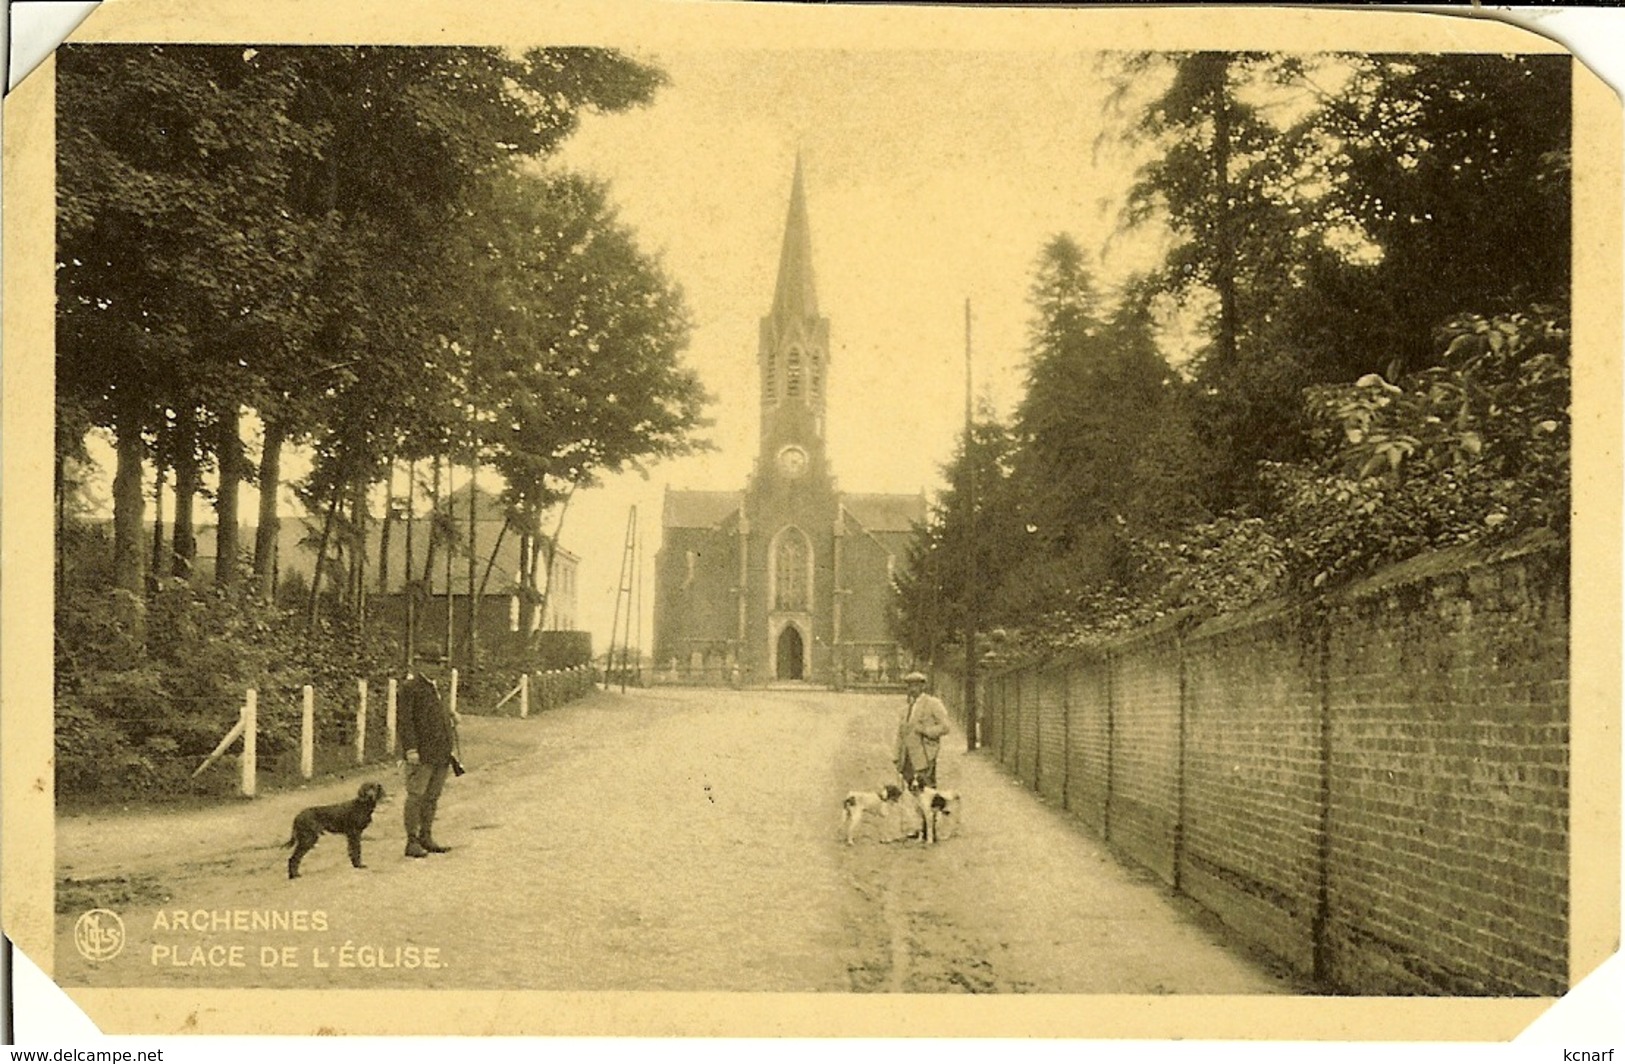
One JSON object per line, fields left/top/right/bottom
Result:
{"left": 957, "top": 538, "right": 1568, "bottom": 995}
{"left": 1182, "top": 602, "right": 1324, "bottom": 978}
{"left": 1036, "top": 666, "right": 1068, "bottom": 804}
{"left": 1064, "top": 657, "right": 1111, "bottom": 836}
{"left": 1105, "top": 624, "right": 1184, "bottom": 886}
{"left": 1017, "top": 663, "right": 1041, "bottom": 788}
{"left": 1319, "top": 547, "right": 1569, "bottom": 995}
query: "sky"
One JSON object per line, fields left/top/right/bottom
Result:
{"left": 546, "top": 48, "right": 1171, "bottom": 654}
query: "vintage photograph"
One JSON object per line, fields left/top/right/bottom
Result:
{"left": 3, "top": 0, "right": 1618, "bottom": 1041}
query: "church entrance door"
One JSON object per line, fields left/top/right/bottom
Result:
{"left": 776, "top": 625, "right": 805, "bottom": 681}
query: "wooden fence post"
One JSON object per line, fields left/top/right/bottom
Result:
{"left": 356, "top": 679, "right": 368, "bottom": 766}
{"left": 301, "top": 684, "right": 315, "bottom": 779}
{"left": 386, "top": 677, "right": 398, "bottom": 758}
{"left": 519, "top": 672, "right": 529, "bottom": 719}
{"left": 241, "top": 688, "right": 257, "bottom": 798}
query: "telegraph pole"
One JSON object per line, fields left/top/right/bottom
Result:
{"left": 618, "top": 505, "right": 638, "bottom": 692}
{"left": 606, "top": 505, "right": 638, "bottom": 692}
{"left": 963, "top": 298, "right": 979, "bottom": 752}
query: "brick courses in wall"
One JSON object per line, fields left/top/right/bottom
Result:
{"left": 1036, "top": 666, "right": 1069, "bottom": 805}
{"left": 1181, "top": 603, "right": 1325, "bottom": 979}
{"left": 957, "top": 537, "right": 1568, "bottom": 995}
{"left": 1017, "top": 663, "right": 1042, "bottom": 788}
{"left": 986, "top": 673, "right": 1005, "bottom": 768}
{"left": 1320, "top": 543, "right": 1568, "bottom": 996}
{"left": 1104, "top": 626, "right": 1185, "bottom": 887}
{"left": 1064, "top": 656, "right": 1112, "bottom": 836}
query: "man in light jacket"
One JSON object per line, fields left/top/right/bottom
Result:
{"left": 895, "top": 670, "right": 951, "bottom": 788}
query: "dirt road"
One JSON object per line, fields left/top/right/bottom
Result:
{"left": 53, "top": 686, "right": 1296, "bottom": 994}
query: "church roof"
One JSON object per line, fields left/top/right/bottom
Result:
{"left": 842, "top": 493, "right": 927, "bottom": 534}
{"left": 664, "top": 490, "right": 741, "bottom": 529}
{"left": 768, "top": 156, "right": 820, "bottom": 324}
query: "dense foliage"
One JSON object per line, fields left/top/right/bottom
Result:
{"left": 55, "top": 45, "right": 707, "bottom": 798}
{"left": 893, "top": 53, "right": 1571, "bottom": 664}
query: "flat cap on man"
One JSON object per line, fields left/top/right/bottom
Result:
{"left": 904, "top": 671, "right": 927, "bottom": 683}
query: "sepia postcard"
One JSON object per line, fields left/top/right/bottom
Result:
{"left": 2, "top": 0, "right": 1620, "bottom": 1043}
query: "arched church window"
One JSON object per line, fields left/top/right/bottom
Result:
{"left": 810, "top": 351, "right": 821, "bottom": 400}
{"left": 764, "top": 354, "right": 777, "bottom": 402}
{"left": 775, "top": 529, "right": 808, "bottom": 611}
{"left": 786, "top": 348, "right": 803, "bottom": 399}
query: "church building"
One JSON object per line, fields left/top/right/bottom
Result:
{"left": 652, "top": 163, "right": 925, "bottom": 686}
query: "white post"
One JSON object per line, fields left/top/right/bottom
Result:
{"left": 449, "top": 667, "right": 459, "bottom": 717}
{"left": 519, "top": 672, "right": 530, "bottom": 719}
{"left": 301, "top": 684, "right": 315, "bottom": 779}
{"left": 241, "top": 688, "right": 257, "bottom": 798}
{"left": 386, "top": 677, "right": 398, "bottom": 757}
{"left": 355, "top": 679, "right": 368, "bottom": 766}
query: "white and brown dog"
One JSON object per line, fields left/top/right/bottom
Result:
{"left": 907, "top": 779, "right": 962, "bottom": 844}
{"left": 841, "top": 783, "right": 905, "bottom": 844}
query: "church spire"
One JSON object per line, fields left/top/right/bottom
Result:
{"left": 769, "top": 155, "right": 819, "bottom": 324}
{"left": 758, "top": 157, "right": 830, "bottom": 456}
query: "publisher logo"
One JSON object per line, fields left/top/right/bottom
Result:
{"left": 73, "top": 908, "right": 125, "bottom": 962}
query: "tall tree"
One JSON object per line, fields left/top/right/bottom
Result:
{"left": 275, "top": 47, "right": 670, "bottom": 621}
{"left": 458, "top": 170, "right": 710, "bottom": 619}
{"left": 57, "top": 44, "right": 319, "bottom": 600}
{"left": 1302, "top": 53, "right": 1571, "bottom": 379}
{"left": 890, "top": 411, "right": 1021, "bottom": 664}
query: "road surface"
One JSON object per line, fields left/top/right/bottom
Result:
{"left": 54, "top": 686, "right": 1296, "bottom": 994}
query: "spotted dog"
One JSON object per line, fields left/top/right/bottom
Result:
{"left": 906, "top": 778, "right": 961, "bottom": 844}
{"left": 841, "top": 783, "right": 905, "bottom": 844}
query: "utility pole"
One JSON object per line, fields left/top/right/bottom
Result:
{"left": 618, "top": 506, "right": 639, "bottom": 692}
{"left": 606, "top": 505, "right": 638, "bottom": 691}
{"left": 963, "top": 297, "right": 979, "bottom": 752}
{"left": 632, "top": 515, "right": 644, "bottom": 688}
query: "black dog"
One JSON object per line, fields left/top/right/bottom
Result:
{"left": 285, "top": 782, "right": 385, "bottom": 879}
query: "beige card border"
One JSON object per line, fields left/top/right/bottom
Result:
{"left": 3, "top": 0, "right": 1619, "bottom": 1039}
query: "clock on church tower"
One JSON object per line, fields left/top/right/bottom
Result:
{"left": 776, "top": 445, "right": 809, "bottom": 478}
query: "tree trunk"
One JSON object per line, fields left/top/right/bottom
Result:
{"left": 254, "top": 417, "right": 285, "bottom": 600}
{"left": 443, "top": 469, "right": 455, "bottom": 662}
{"left": 420, "top": 456, "right": 441, "bottom": 588}
{"left": 350, "top": 474, "right": 369, "bottom": 626}
{"left": 215, "top": 407, "right": 243, "bottom": 589}
{"left": 532, "top": 485, "right": 577, "bottom": 639}
{"left": 466, "top": 463, "right": 479, "bottom": 666}
{"left": 378, "top": 461, "right": 395, "bottom": 596}
{"left": 517, "top": 530, "right": 533, "bottom": 634}
{"left": 422, "top": 456, "right": 444, "bottom": 658}
{"left": 172, "top": 411, "right": 199, "bottom": 580}
{"left": 527, "top": 534, "right": 544, "bottom": 637}
{"left": 150, "top": 464, "right": 167, "bottom": 587}
{"left": 55, "top": 453, "right": 66, "bottom": 599}
{"left": 111, "top": 408, "right": 147, "bottom": 631}
{"left": 1209, "top": 56, "right": 1238, "bottom": 370}
{"left": 403, "top": 458, "right": 417, "bottom": 669}
{"left": 304, "top": 487, "right": 342, "bottom": 633}
{"left": 476, "top": 517, "right": 512, "bottom": 617}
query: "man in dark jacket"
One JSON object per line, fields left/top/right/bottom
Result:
{"left": 399, "top": 655, "right": 459, "bottom": 858}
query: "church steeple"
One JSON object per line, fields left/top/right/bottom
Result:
{"left": 759, "top": 158, "right": 831, "bottom": 463}
{"left": 769, "top": 155, "right": 819, "bottom": 325}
